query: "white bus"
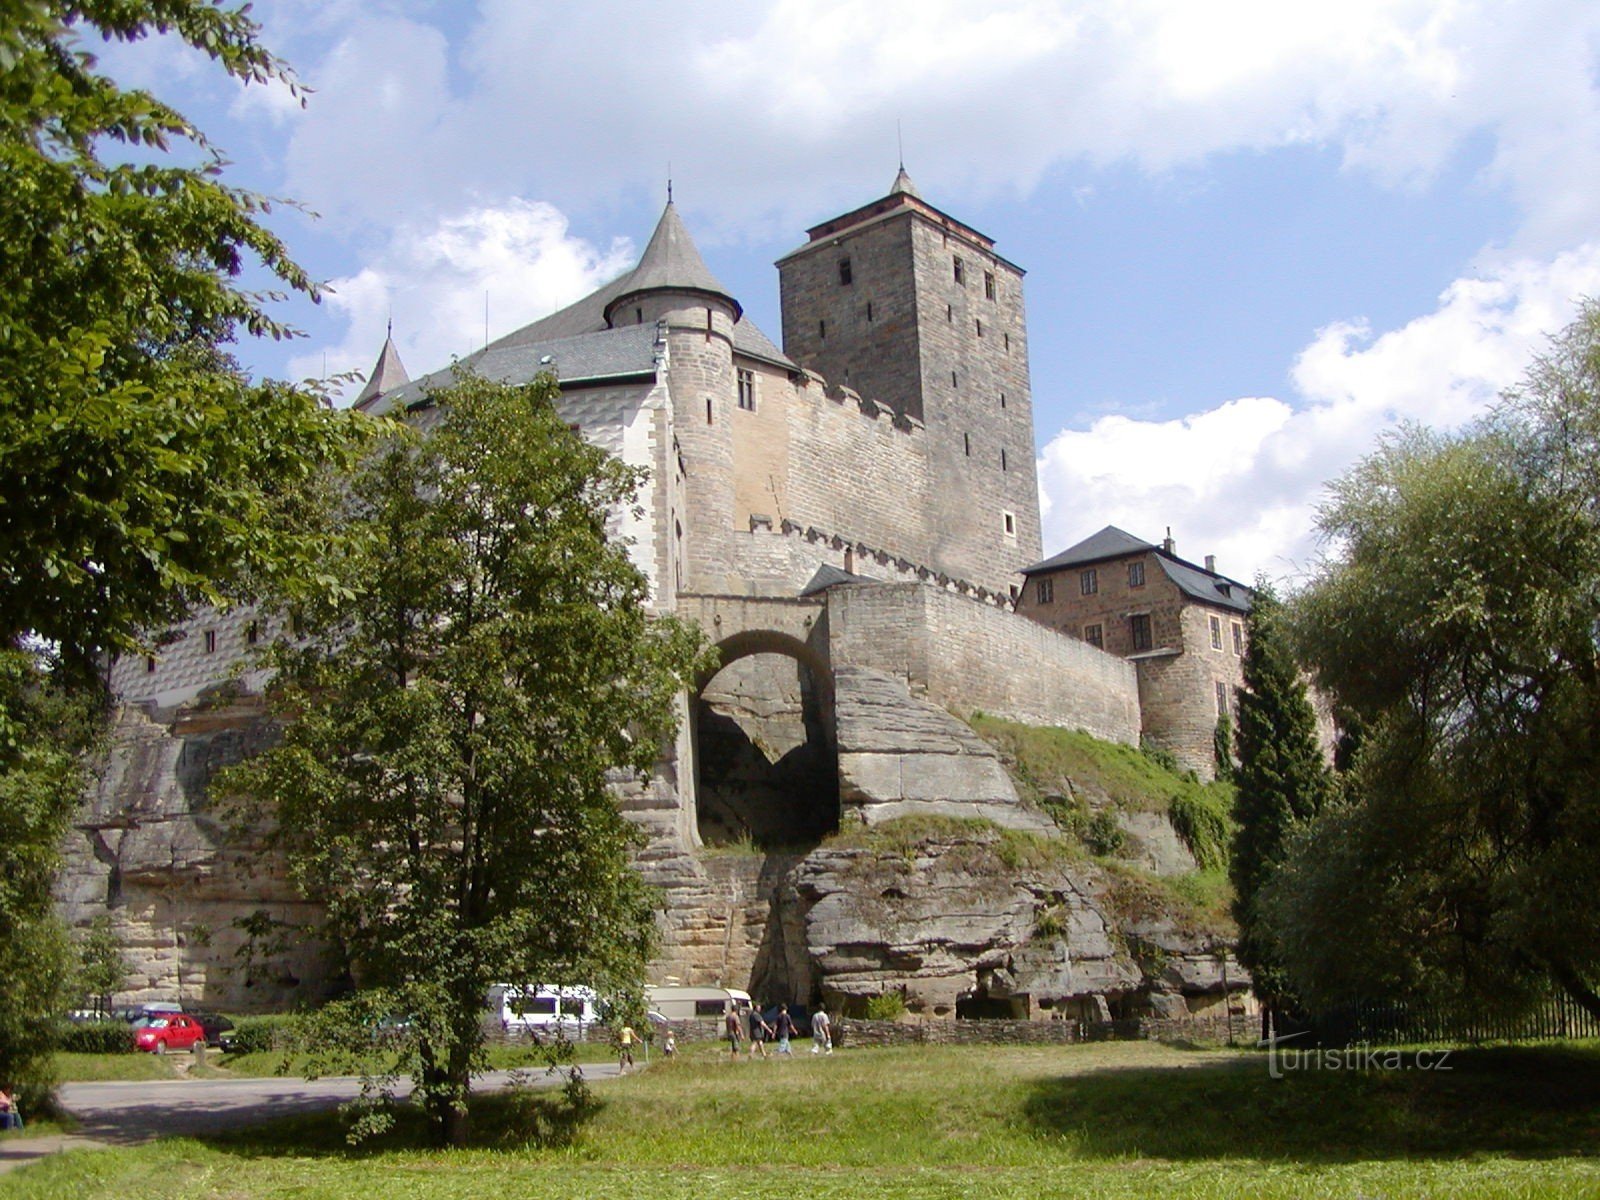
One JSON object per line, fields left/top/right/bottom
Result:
{"left": 493, "top": 984, "right": 600, "bottom": 1031}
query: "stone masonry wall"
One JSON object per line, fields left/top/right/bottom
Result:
{"left": 1135, "top": 606, "right": 1247, "bottom": 780}
{"left": 828, "top": 583, "right": 1141, "bottom": 745}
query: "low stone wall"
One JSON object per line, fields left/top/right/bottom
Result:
{"left": 835, "top": 1010, "right": 1243, "bottom": 1048}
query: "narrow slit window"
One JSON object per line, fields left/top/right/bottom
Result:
{"left": 706, "top": 397, "right": 714, "bottom": 425}
{"left": 203, "top": 629, "right": 217, "bottom": 653}
{"left": 1001, "top": 447, "right": 1008, "bottom": 471}
{"left": 964, "top": 432, "right": 971, "bottom": 457}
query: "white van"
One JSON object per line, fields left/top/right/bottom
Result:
{"left": 645, "top": 985, "right": 751, "bottom": 1022}
{"left": 494, "top": 984, "right": 600, "bottom": 1031}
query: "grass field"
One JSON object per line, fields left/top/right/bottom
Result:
{"left": 10, "top": 1039, "right": 1600, "bottom": 1198}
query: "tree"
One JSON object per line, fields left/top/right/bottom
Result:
{"left": 74, "top": 914, "right": 132, "bottom": 1014}
{"left": 1267, "top": 302, "right": 1600, "bottom": 1018}
{"left": 222, "top": 372, "right": 707, "bottom": 1146}
{"left": 0, "top": 2, "right": 370, "bottom": 675}
{"left": 1228, "top": 583, "right": 1331, "bottom": 1019}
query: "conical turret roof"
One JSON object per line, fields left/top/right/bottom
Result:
{"left": 604, "top": 201, "right": 742, "bottom": 323}
{"left": 352, "top": 330, "right": 410, "bottom": 409}
{"left": 890, "top": 164, "right": 920, "bottom": 198}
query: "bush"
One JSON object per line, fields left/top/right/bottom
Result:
{"left": 865, "top": 992, "right": 907, "bottom": 1021}
{"left": 1084, "top": 810, "right": 1126, "bottom": 857}
{"left": 222, "top": 1014, "right": 304, "bottom": 1055}
{"left": 58, "top": 1020, "right": 135, "bottom": 1054}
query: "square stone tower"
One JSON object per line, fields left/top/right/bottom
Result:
{"left": 776, "top": 169, "right": 1043, "bottom": 592}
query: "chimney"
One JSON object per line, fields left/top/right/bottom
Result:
{"left": 1162, "top": 526, "right": 1175, "bottom": 556}
{"left": 1205, "top": 554, "right": 1216, "bottom": 573}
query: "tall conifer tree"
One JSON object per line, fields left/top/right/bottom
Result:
{"left": 1230, "top": 583, "right": 1331, "bottom": 1017}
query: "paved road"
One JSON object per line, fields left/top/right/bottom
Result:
{"left": 0, "top": 1063, "right": 621, "bottom": 1176}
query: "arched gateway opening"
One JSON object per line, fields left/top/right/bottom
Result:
{"left": 692, "top": 631, "right": 839, "bottom": 850}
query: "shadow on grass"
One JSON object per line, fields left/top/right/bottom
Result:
{"left": 1022, "top": 1044, "right": 1600, "bottom": 1162}
{"left": 198, "top": 1083, "right": 604, "bottom": 1160}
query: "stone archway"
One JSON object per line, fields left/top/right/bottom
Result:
{"left": 691, "top": 630, "right": 839, "bottom": 850}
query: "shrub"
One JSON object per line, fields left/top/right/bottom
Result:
{"left": 1084, "top": 810, "right": 1126, "bottom": 857}
{"left": 58, "top": 1020, "right": 134, "bottom": 1054}
{"left": 864, "top": 992, "right": 907, "bottom": 1021}
{"left": 223, "top": 1014, "right": 304, "bottom": 1055}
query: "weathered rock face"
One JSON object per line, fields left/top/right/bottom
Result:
{"left": 784, "top": 833, "right": 1241, "bottom": 1020}
{"left": 56, "top": 700, "right": 339, "bottom": 1012}
{"left": 834, "top": 667, "right": 1055, "bottom": 833}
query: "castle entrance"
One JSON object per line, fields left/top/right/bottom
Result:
{"left": 692, "top": 633, "right": 839, "bottom": 850}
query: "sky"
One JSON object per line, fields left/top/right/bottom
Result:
{"left": 97, "top": 0, "right": 1600, "bottom": 586}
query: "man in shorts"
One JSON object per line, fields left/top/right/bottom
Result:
{"left": 810, "top": 1002, "right": 832, "bottom": 1054}
{"left": 748, "top": 1005, "right": 774, "bottom": 1058}
{"left": 725, "top": 1002, "right": 743, "bottom": 1060}
{"left": 618, "top": 1023, "right": 637, "bottom": 1073}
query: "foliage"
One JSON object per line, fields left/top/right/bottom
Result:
{"left": 1274, "top": 302, "right": 1600, "bottom": 1019}
{"left": 864, "top": 992, "right": 908, "bottom": 1021}
{"left": 0, "top": 647, "right": 100, "bottom": 1108}
{"left": 969, "top": 715, "right": 1234, "bottom": 868}
{"left": 220, "top": 1014, "right": 305, "bottom": 1057}
{"left": 74, "top": 914, "right": 131, "bottom": 1012}
{"left": 220, "top": 372, "right": 706, "bottom": 1145}
{"left": 1228, "top": 584, "right": 1332, "bottom": 1010}
{"left": 0, "top": 0, "right": 374, "bottom": 674}
{"left": 1212, "top": 714, "right": 1235, "bottom": 782}
{"left": 1101, "top": 865, "right": 1235, "bottom": 938}
{"left": 57, "top": 1020, "right": 133, "bottom": 1055}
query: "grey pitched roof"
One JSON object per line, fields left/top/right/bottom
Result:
{"left": 1022, "top": 526, "right": 1153, "bottom": 574}
{"left": 474, "top": 205, "right": 793, "bottom": 371}
{"left": 798, "top": 563, "right": 878, "bottom": 596}
{"left": 890, "top": 165, "right": 920, "bottom": 198}
{"left": 366, "top": 324, "right": 662, "bottom": 415}
{"left": 352, "top": 332, "right": 410, "bottom": 409}
{"left": 604, "top": 202, "right": 742, "bottom": 323}
{"left": 1158, "top": 556, "right": 1251, "bottom": 614}
{"left": 1024, "top": 524, "right": 1251, "bottom": 613}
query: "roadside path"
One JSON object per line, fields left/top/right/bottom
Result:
{"left": 0, "top": 1063, "right": 621, "bottom": 1176}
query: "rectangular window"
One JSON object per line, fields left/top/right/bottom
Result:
{"left": 737, "top": 368, "right": 755, "bottom": 411}
{"left": 1130, "top": 613, "right": 1152, "bottom": 652}
{"left": 203, "top": 629, "right": 217, "bottom": 654}
{"left": 866, "top": 301, "right": 874, "bottom": 322}
{"left": 1037, "top": 578, "right": 1054, "bottom": 605}
{"left": 953, "top": 257, "right": 965, "bottom": 285}
{"left": 838, "top": 258, "right": 853, "bottom": 285}
{"left": 1002, "top": 510, "right": 1016, "bottom": 536}
{"left": 1080, "top": 568, "right": 1098, "bottom": 596}
{"left": 985, "top": 270, "right": 996, "bottom": 300}
{"left": 246, "top": 620, "right": 259, "bottom": 645}
{"left": 706, "top": 397, "right": 714, "bottom": 425}
{"left": 1000, "top": 447, "right": 1007, "bottom": 471}
{"left": 975, "top": 318, "right": 983, "bottom": 337}
{"left": 1128, "top": 561, "right": 1145, "bottom": 588}
{"left": 818, "top": 319, "right": 826, "bottom": 339}
{"left": 145, "top": 656, "right": 157, "bottom": 674}
{"left": 1084, "top": 623, "right": 1103, "bottom": 649}
{"left": 1232, "top": 621, "right": 1244, "bottom": 656}
{"left": 1216, "top": 680, "right": 1230, "bottom": 716}
{"left": 1209, "top": 614, "right": 1223, "bottom": 650}
{"left": 999, "top": 392, "right": 1006, "bottom": 408}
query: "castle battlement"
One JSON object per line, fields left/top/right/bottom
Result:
{"left": 792, "top": 367, "right": 925, "bottom": 436}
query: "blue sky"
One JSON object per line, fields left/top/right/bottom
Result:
{"left": 97, "top": 0, "right": 1600, "bottom": 583}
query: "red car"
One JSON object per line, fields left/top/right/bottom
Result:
{"left": 133, "top": 1014, "right": 207, "bottom": 1054}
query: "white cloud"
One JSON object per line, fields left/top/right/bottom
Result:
{"left": 1039, "top": 242, "right": 1600, "bottom": 585}
{"left": 287, "top": 200, "right": 634, "bottom": 399}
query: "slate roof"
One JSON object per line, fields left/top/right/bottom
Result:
{"left": 798, "top": 563, "right": 878, "bottom": 596}
{"left": 1022, "top": 525, "right": 1153, "bottom": 573}
{"left": 1023, "top": 524, "right": 1251, "bottom": 613}
{"left": 352, "top": 331, "right": 410, "bottom": 409}
{"left": 365, "top": 324, "right": 661, "bottom": 415}
{"left": 605, "top": 201, "right": 741, "bottom": 323}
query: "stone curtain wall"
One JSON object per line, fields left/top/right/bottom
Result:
{"left": 828, "top": 583, "right": 1141, "bottom": 745}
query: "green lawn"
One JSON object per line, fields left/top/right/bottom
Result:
{"left": 11, "top": 1040, "right": 1600, "bottom": 1198}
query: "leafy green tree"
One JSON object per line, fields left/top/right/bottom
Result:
{"left": 222, "top": 373, "right": 707, "bottom": 1146}
{"left": 74, "top": 914, "right": 131, "bottom": 1014}
{"left": 1228, "top": 584, "right": 1331, "bottom": 1019}
{"left": 0, "top": 646, "right": 98, "bottom": 1105}
{"left": 0, "top": 2, "right": 370, "bottom": 674}
{"left": 1270, "top": 304, "right": 1600, "bottom": 1018}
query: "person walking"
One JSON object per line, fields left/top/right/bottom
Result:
{"left": 748, "top": 1006, "right": 774, "bottom": 1058}
{"left": 617, "top": 1023, "right": 637, "bottom": 1073}
{"left": 810, "top": 1002, "right": 832, "bottom": 1054}
{"left": 724, "top": 1002, "right": 744, "bottom": 1060}
{"left": 774, "top": 1003, "right": 796, "bottom": 1054}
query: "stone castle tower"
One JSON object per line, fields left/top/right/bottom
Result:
{"left": 777, "top": 167, "right": 1042, "bottom": 591}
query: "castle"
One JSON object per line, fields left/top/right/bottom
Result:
{"left": 73, "top": 172, "right": 1252, "bottom": 1021}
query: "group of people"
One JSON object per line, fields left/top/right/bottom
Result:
{"left": 724, "top": 1001, "right": 832, "bottom": 1058}
{"left": 0, "top": 1087, "right": 22, "bottom": 1132}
